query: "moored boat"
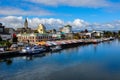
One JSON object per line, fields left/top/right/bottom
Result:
{"left": 20, "top": 45, "right": 46, "bottom": 54}
{"left": 50, "top": 45, "right": 62, "bottom": 52}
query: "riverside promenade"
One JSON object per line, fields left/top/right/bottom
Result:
{"left": 0, "top": 38, "right": 114, "bottom": 58}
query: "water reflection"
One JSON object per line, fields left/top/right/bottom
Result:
{"left": 0, "top": 58, "right": 12, "bottom": 65}
{"left": 5, "top": 58, "right": 13, "bottom": 65}
{"left": 93, "top": 44, "right": 98, "bottom": 53}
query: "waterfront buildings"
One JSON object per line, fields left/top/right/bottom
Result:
{"left": 79, "top": 30, "right": 104, "bottom": 39}
{"left": 17, "top": 33, "right": 52, "bottom": 44}
{"left": 17, "top": 23, "right": 54, "bottom": 44}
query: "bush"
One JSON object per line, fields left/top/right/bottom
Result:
{"left": 0, "top": 41, "right": 12, "bottom": 47}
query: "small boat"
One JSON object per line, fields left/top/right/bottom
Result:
{"left": 30, "top": 46, "right": 46, "bottom": 54}
{"left": 109, "top": 37, "right": 114, "bottom": 40}
{"left": 50, "top": 45, "right": 62, "bottom": 52}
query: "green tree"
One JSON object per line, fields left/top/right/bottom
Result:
{"left": 84, "top": 29, "right": 88, "bottom": 33}
{"left": 64, "top": 25, "right": 72, "bottom": 28}
{"left": 118, "top": 30, "right": 120, "bottom": 36}
{"left": 103, "top": 31, "right": 113, "bottom": 37}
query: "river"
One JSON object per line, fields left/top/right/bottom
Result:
{"left": 0, "top": 39, "right": 120, "bottom": 80}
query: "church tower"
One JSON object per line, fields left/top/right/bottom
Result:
{"left": 24, "top": 18, "right": 28, "bottom": 29}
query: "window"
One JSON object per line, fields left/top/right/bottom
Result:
{"left": 39, "top": 36, "right": 41, "bottom": 39}
{"left": 0, "top": 28, "right": 3, "bottom": 32}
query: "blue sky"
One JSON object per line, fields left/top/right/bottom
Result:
{"left": 0, "top": 0, "right": 120, "bottom": 30}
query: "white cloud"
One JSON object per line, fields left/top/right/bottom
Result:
{"left": 0, "top": 16, "right": 89, "bottom": 30}
{"left": 28, "top": 0, "right": 110, "bottom": 8}
{"left": 72, "top": 19, "right": 89, "bottom": 27}
{"left": 0, "top": 16, "right": 120, "bottom": 31}
{"left": 0, "top": 16, "right": 23, "bottom": 29}
{"left": 0, "top": 7, "right": 53, "bottom": 16}
{"left": 28, "top": 18, "right": 65, "bottom": 29}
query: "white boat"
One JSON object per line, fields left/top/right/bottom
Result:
{"left": 109, "top": 37, "right": 114, "bottom": 40}
{"left": 20, "top": 45, "right": 46, "bottom": 54}
{"left": 31, "top": 46, "right": 46, "bottom": 54}
{"left": 50, "top": 45, "right": 62, "bottom": 52}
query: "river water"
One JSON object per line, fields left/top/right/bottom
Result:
{"left": 0, "top": 39, "right": 120, "bottom": 80}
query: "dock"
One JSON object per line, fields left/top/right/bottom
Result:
{"left": 0, "top": 51, "right": 19, "bottom": 57}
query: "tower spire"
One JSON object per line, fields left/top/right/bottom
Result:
{"left": 24, "top": 18, "right": 28, "bottom": 29}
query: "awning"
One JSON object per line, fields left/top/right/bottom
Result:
{"left": 36, "top": 41, "right": 46, "bottom": 45}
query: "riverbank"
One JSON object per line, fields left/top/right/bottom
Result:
{"left": 0, "top": 37, "right": 115, "bottom": 58}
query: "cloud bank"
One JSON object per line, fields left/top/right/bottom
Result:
{"left": 0, "top": 7, "right": 53, "bottom": 16}
{"left": 28, "top": 0, "right": 110, "bottom": 8}
{"left": 0, "top": 16, "right": 120, "bottom": 31}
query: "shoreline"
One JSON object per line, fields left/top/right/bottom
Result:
{"left": 0, "top": 38, "right": 115, "bottom": 58}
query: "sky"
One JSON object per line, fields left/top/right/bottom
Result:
{"left": 0, "top": 0, "right": 120, "bottom": 31}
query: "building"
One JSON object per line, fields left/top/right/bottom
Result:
{"left": 91, "top": 31, "right": 104, "bottom": 38}
{"left": 24, "top": 18, "right": 28, "bottom": 29}
{"left": 47, "top": 29, "right": 56, "bottom": 34}
{"left": 61, "top": 25, "right": 72, "bottom": 34}
{"left": 0, "top": 23, "right": 11, "bottom": 40}
{"left": 0, "top": 23, "right": 5, "bottom": 34}
{"left": 17, "top": 33, "right": 52, "bottom": 44}
{"left": 52, "top": 31, "right": 63, "bottom": 40}
{"left": 60, "top": 25, "right": 73, "bottom": 39}
{"left": 37, "top": 24, "right": 46, "bottom": 34}
{"left": 17, "top": 23, "right": 64, "bottom": 43}
{"left": 16, "top": 18, "right": 32, "bottom": 33}
{"left": 79, "top": 30, "right": 104, "bottom": 39}
{"left": 5, "top": 28, "right": 15, "bottom": 35}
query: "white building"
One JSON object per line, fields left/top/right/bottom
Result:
{"left": 91, "top": 31, "right": 104, "bottom": 38}
{"left": 0, "top": 34, "right": 11, "bottom": 40}
{"left": 62, "top": 25, "right": 72, "bottom": 34}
